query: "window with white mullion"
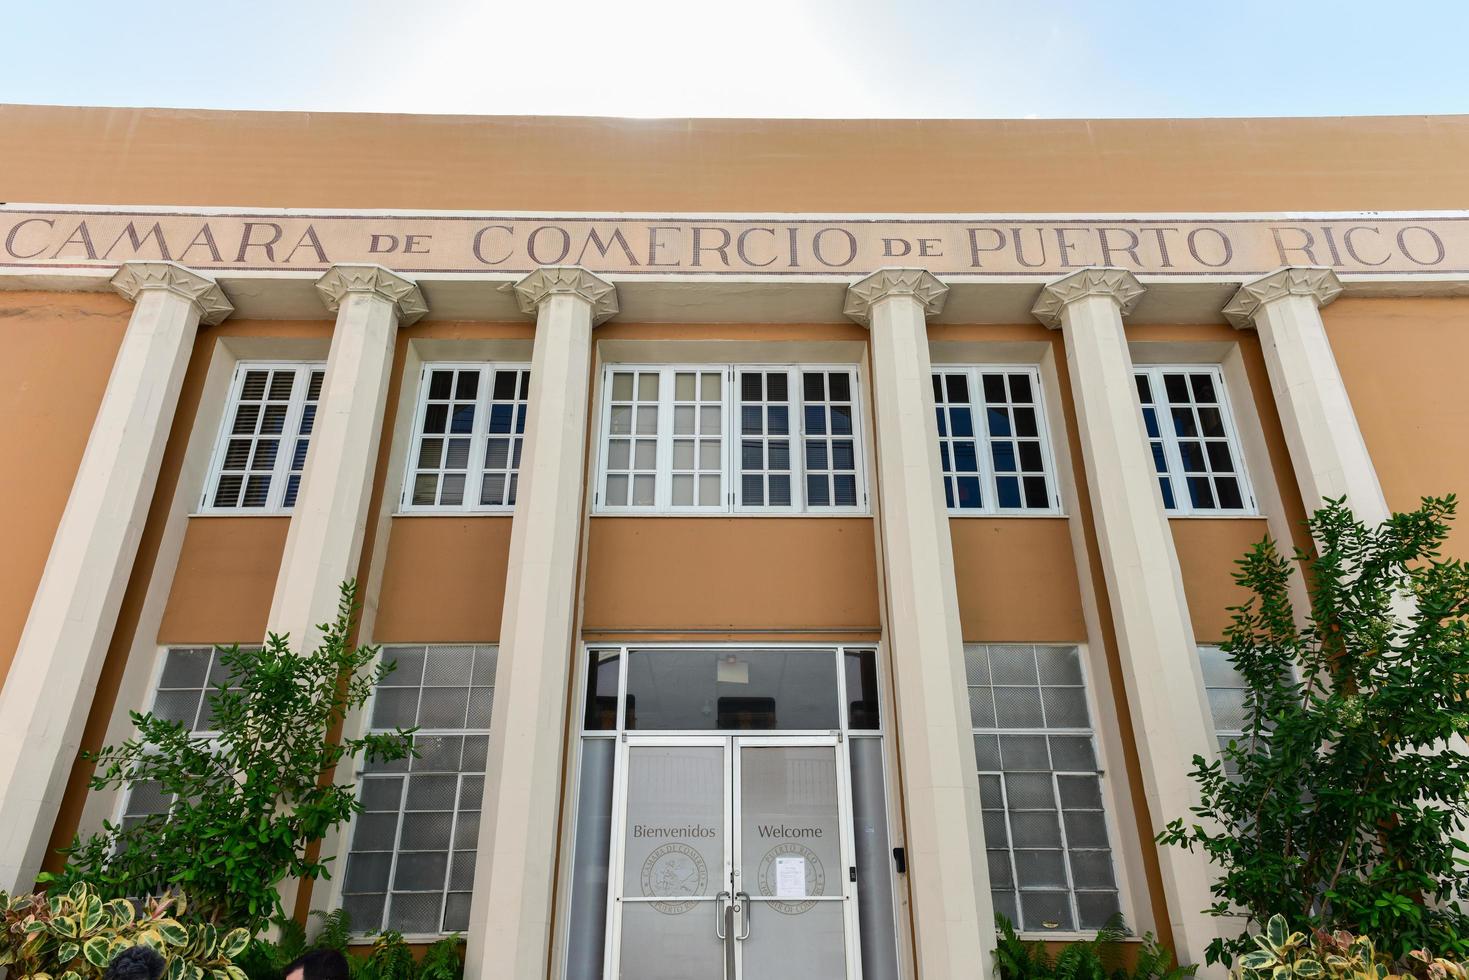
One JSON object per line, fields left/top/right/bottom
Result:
{"left": 800, "top": 368, "right": 862, "bottom": 509}
{"left": 204, "top": 362, "right": 324, "bottom": 513}
{"left": 665, "top": 368, "right": 726, "bottom": 510}
{"left": 738, "top": 366, "right": 798, "bottom": 511}
{"left": 933, "top": 370, "right": 985, "bottom": 510}
{"left": 403, "top": 364, "right": 531, "bottom": 512}
{"left": 478, "top": 366, "right": 529, "bottom": 508}
{"left": 934, "top": 366, "right": 1057, "bottom": 515}
{"left": 980, "top": 369, "right": 1054, "bottom": 512}
{"left": 601, "top": 367, "right": 662, "bottom": 509}
{"left": 1134, "top": 365, "right": 1254, "bottom": 515}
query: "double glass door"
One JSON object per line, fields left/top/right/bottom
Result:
{"left": 607, "top": 735, "right": 859, "bottom": 980}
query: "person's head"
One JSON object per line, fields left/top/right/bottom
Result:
{"left": 103, "top": 945, "right": 167, "bottom": 980}
{"left": 285, "top": 948, "right": 351, "bottom": 980}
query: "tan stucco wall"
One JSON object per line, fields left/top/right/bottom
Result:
{"left": 1170, "top": 519, "right": 1271, "bottom": 642}
{"left": 582, "top": 517, "right": 881, "bottom": 631}
{"left": 158, "top": 517, "right": 289, "bottom": 644}
{"left": 951, "top": 518, "right": 1087, "bottom": 642}
{"left": 0, "top": 291, "right": 130, "bottom": 689}
{"left": 4, "top": 106, "right": 1469, "bottom": 212}
{"left": 1326, "top": 297, "right": 1469, "bottom": 558}
{"left": 373, "top": 517, "right": 513, "bottom": 643}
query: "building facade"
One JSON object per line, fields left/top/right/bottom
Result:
{"left": 1, "top": 106, "right": 1468, "bottom": 979}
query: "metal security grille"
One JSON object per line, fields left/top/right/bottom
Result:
{"left": 966, "top": 644, "right": 1121, "bottom": 933}
{"left": 341, "top": 644, "right": 497, "bottom": 937}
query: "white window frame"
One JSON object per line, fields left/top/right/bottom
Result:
{"left": 593, "top": 363, "right": 869, "bottom": 516}
{"left": 398, "top": 361, "right": 532, "bottom": 514}
{"left": 199, "top": 361, "right": 325, "bottom": 514}
{"left": 932, "top": 365, "right": 1063, "bottom": 516}
{"left": 1134, "top": 364, "right": 1257, "bottom": 517}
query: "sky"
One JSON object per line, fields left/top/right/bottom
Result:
{"left": 4, "top": 0, "right": 1469, "bottom": 119}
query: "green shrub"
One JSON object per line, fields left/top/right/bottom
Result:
{"left": 993, "top": 915, "right": 1195, "bottom": 980}
{"left": 1158, "top": 497, "right": 1469, "bottom": 963}
{"left": 1233, "top": 914, "right": 1469, "bottom": 980}
{"left": 46, "top": 582, "right": 415, "bottom": 934}
{"left": 0, "top": 882, "right": 249, "bottom": 980}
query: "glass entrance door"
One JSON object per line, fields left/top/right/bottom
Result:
{"left": 606, "top": 735, "right": 859, "bottom": 980}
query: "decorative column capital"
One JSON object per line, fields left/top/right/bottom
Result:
{"left": 843, "top": 268, "right": 948, "bottom": 326}
{"left": 1222, "top": 266, "right": 1343, "bottom": 330}
{"left": 511, "top": 266, "right": 619, "bottom": 326}
{"left": 110, "top": 261, "right": 233, "bottom": 326}
{"left": 1031, "top": 267, "right": 1145, "bottom": 329}
{"left": 314, "top": 264, "right": 428, "bottom": 326}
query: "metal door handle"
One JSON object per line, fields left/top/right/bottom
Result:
{"left": 735, "top": 891, "right": 752, "bottom": 940}
{"left": 715, "top": 890, "right": 731, "bottom": 939}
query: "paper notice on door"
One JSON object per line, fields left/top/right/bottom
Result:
{"left": 775, "top": 856, "right": 807, "bottom": 898}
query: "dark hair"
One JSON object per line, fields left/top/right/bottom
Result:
{"left": 104, "top": 946, "right": 167, "bottom": 980}
{"left": 285, "top": 948, "right": 351, "bottom": 980}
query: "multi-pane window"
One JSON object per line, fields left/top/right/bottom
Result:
{"left": 1198, "top": 644, "right": 1252, "bottom": 776}
{"left": 119, "top": 646, "right": 246, "bottom": 830}
{"left": 203, "top": 363, "right": 324, "bottom": 512}
{"left": 341, "top": 645, "right": 498, "bottom": 936}
{"left": 966, "top": 644, "right": 1121, "bottom": 933}
{"left": 1134, "top": 366, "right": 1253, "bottom": 515}
{"left": 933, "top": 368, "right": 1058, "bottom": 513}
{"left": 403, "top": 364, "right": 530, "bottom": 511}
{"left": 597, "top": 364, "right": 866, "bottom": 514}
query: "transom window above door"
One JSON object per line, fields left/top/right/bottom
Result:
{"left": 401, "top": 363, "right": 531, "bottom": 512}
{"left": 1133, "top": 365, "right": 1255, "bottom": 515}
{"left": 932, "top": 367, "right": 1060, "bottom": 514}
{"left": 595, "top": 364, "right": 868, "bottom": 514}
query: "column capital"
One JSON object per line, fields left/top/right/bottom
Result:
{"left": 511, "top": 266, "right": 619, "bottom": 325}
{"left": 842, "top": 267, "right": 948, "bottom": 326}
{"left": 1031, "top": 267, "right": 1145, "bottom": 329}
{"left": 1222, "top": 266, "right": 1343, "bottom": 330}
{"left": 110, "top": 261, "right": 233, "bottom": 326}
{"left": 314, "top": 264, "right": 428, "bottom": 326}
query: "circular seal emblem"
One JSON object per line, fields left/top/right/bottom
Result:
{"left": 640, "top": 842, "right": 709, "bottom": 914}
{"left": 757, "top": 843, "right": 826, "bottom": 914}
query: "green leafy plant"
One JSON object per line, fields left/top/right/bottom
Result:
{"left": 307, "top": 910, "right": 353, "bottom": 954}
{"left": 353, "top": 932, "right": 414, "bottom": 980}
{"left": 46, "top": 582, "right": 415, "bottom": 934}
{"left": 993, "top": 915, "right": 1195, "bottom": 980}
{"left": 0, "top": 882, "right": 249, "bottom": 980}
{"left": 1231, "top": 915, "right": 1469, "bottom": 980}
{"left": 412, "top": 936, "right": 464, "bottom": 980}
{"left": 1158, "top": 497, "right": 1469, "bottom": 964}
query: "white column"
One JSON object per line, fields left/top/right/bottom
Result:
{"left": 844, "top": 269, "right": 997, "bottom": 978}
{"left": 265, "top": 264, "right": 426, "bottom": 650}
{"left": 0, "top": 261, "right": 232, "bottom": 893}
{"left": 465, "top": 267, "right": 616, "bottom": 980}
{"left": 1221, "top": 267, "right": 1386, "bottom": 524}
{"left": 1032, "top": 268, "right": 1224, "bottom": 965}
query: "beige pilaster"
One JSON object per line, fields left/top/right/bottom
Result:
{"left": 1033, "top": 268, "right": 1223, "bottom": 965}
{"left": 845, "top": 269, "right": 997, "bottom": 978}
{"left": 265, "top": 264, "right": 426, "bottom": 650}
{"left": 465, "top": 267, "right": 616, "bottom": 980}
{"left": 0, "top": 261, "right": 231, "bottom": 893}
{"left": 1222, "top": 267, "right": 1387, "bottom": 524}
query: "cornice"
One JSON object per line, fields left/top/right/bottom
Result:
{"left": 1222, "top": 266, "right": 1343, "bottom": 330}
{"left": 510, "top": 266, "right": 619, "bottom": 326}
{"left": 842, "top": 268, "right": 948, "bottom": 326}
{"left": 1031, "top": 267, "right": 1145, "bottom": 329}
{"left": 314, "top": 264, "right": 428, "bottom": 326}
{"left": 109, "top": 261, "right": 233, "bottom": 326}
